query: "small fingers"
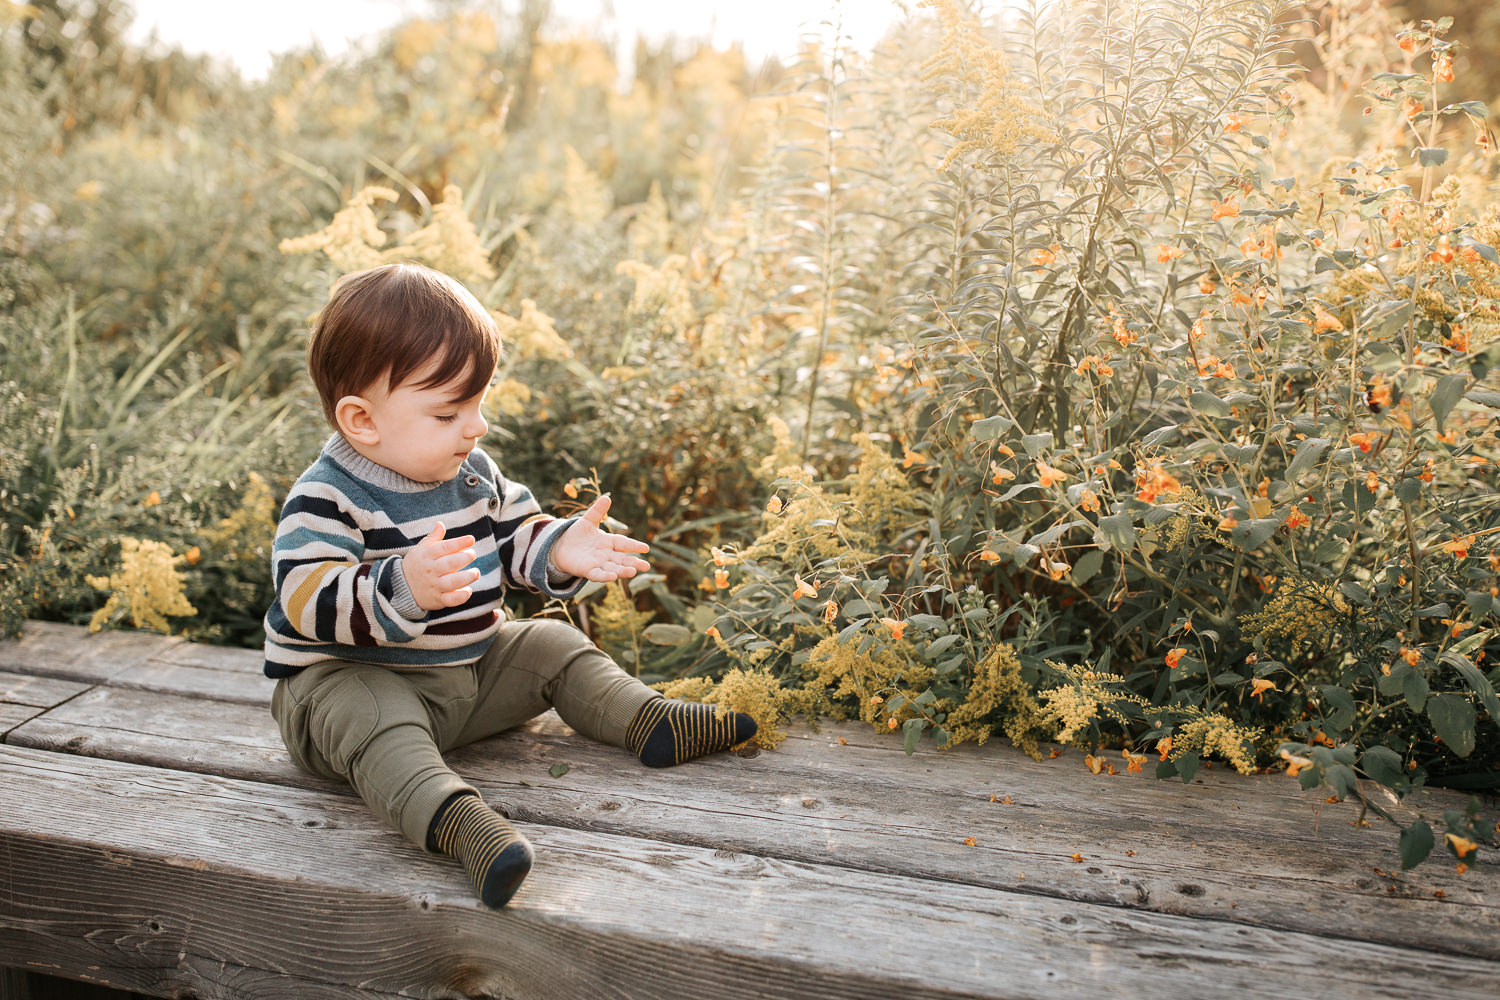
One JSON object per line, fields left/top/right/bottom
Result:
{"left": 439, "top": 567, "right": 482, "bottom": 591}
{"left": 439, "top": 587, "right": 473, "bottom": 607}
{"left": 439, "top": 548, "right": 478, "bottom": 573}
{"left": 433, "top": 533, "right": 476, "bottom": 556}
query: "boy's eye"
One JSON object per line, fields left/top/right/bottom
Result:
{"left": 435, "top": 414, "right": 458, "bottom": 423}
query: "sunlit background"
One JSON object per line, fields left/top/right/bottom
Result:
{"left": 124, "top": 0, "right": 911, "bottom": 79}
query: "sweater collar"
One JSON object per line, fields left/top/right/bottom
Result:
{"left": 323, "top": 434, "right": 446, "bottom": 493}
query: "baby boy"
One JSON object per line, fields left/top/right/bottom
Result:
{"left": 264, "top": 261, "right": 755, "bottom": 908}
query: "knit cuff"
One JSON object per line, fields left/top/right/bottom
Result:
{"left": 384, "top": 558, "right": 429, "bottom": 622}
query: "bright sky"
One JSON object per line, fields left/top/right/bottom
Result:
{"left": 123, "top": 0, "right": 913, "bottom": 80}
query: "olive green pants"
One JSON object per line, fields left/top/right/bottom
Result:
{"left": 270, "top": 618, "right": 659, "bottom": 850}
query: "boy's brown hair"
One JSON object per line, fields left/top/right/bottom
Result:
{"left": 307, "top": 262, "right": 500, "bottom": 426}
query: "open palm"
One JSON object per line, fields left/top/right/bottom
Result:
{"left": 549, "top": 495, "right": 651, "bottom": 581}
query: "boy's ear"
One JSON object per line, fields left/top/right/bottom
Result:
{"left": 334, "top": 395, "right": 380, "bottom": 445}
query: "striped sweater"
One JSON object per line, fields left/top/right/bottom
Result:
{"left": 262, "top": 434, "right": 583, "bottom": 678}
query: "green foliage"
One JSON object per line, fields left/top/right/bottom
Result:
{"left": 5, "top": 0, "right": 1496, "bottom": 867}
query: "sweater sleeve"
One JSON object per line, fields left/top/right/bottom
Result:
{"left": 270, "top": 483, "right": 429, "bottom": 646}
{"left": 478, "top": 451, "right": 586, "bottom": 600}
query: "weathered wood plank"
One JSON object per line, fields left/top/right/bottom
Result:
{"left": 3, "top": 746, "right": 1497, "bottom": 1000}
{"left": 0, "top": 622, "right": 180, "bottom": 686}
{"left": 0, "top": 703, "right": 47, "bottom": 738}
{"left": 10, "top": 685, "right": 1495, "bottom": 961}
{"left": 0, "top": 670, "right": 92, "bottom": 708}
{"left": 110, "top": 640, "right": 269, "bottom": 706}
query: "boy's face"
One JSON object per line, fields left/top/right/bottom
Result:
{"left": 346, "top": 359, "right": 491, "bottom": 483}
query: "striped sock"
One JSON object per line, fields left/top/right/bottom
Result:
{"left": 625, "top": 697, "right": 758, "bottom": 768}
{"left": 426, "top": 791, "right": 533, "bottom": 909}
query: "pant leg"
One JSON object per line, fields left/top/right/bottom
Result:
{"left": 444, "top": 617, "right": 659, "bottom": 752}
{"left": 271, "top": 660, "right": 476, "bottom": 851}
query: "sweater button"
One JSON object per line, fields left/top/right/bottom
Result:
{"left": 488, "top": 497, "right": 499, "bottom": 512}
{"left": 465, "top": 475, "right": 480, "bottom": 487}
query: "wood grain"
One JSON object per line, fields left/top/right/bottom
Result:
{"left": 9, "top": 685, "right": 1495, "bottom": 959}
{"left": 3, "top": 746, "right": 1498, "bottom": 1000}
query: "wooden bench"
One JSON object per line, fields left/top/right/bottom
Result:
{"left": 0, "top": 620, "right": 1496, "bottom": 999}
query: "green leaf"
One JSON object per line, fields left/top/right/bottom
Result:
{"left": 972, "top": 415, "right": 1014, "bottom": 441}
{"left": 1286, "top": 437, "right": 1331, "bottom": 481}
{"left": 1175, "top": 752, "right": 1201, "bottom": 784}
{"left": 1021, "top": 432, "right": 1054, "bottom": 456}
{"left": 1415, "top": 146, "right": 1449, "bottom": 167}
{"left": 1229, "top": 518, "right": 1279, "bottom": 550}
{"left": 1189, "top": 391, "right": 1232, "bottom": 418}
{"left": 1399, "top": 818, "right": 1434, "bottom": 869}
{"left": 902, "top": 717, "right": 927, "bottom": 755}
{"left": 1403, "top": 668, "right": 1429, "bottom": 713}
{"left": 1429, "top": 373, "right": 1468, "bottom": 433}
{"left": 1466, "top": 391, "right": 1500, "bottom": 408}
{"left": 1395, "top": 477, "right": 1423, "bottom": 504}
{"left": 642, "top": 624, "right": 693, "bottom": 646}
{"left": 1071, "top": 549, "right": 1105, "bottom": 585}
{"left": 1141, "top": 424, "right": 1179, "bottom": 448}
{"left": 1318, "top": 685, "right": 1356, "bottom": 733}
{"left": 925, "top": 634, "right": 963, "bottom": 660}
{"left": 995, "top": 482, "right": 1042, "bottom": 502}
{"left": 1097, "top": 512, "right": 1136, "bottom": 554}
{"left": 1427, "top": 694, "right": 1476, "bottom": 757}
{"left": 1439, "top": 649, "right": 1500, "bottom": 726}
{"left": 549, "top": 763, "right": 570, "bottom": 779}
{"left": 1361, "top": 746, "right": 1405, "bottom": 788}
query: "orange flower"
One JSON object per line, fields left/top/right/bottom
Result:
{"left": 1348, "top": 431, "right": 1376, "bottom": 453}
{"left": 1428, "top": 235, "right": 1454, "bottom": 264}
{"left": 1251, "top": 678, "right": 1277, "bottom": 700}
{"left": 1157, "top": 244, "right": 1186, "bottom": 263}
{"left": 1156, "top": 736, "right": 1173, "bottom": 760}
{"left": 822, "top": 599, "right": 838, "bottom": 624}
{"left": 1165, "top": 648, "right": 1187, "bottom": 669}
{"left": 145, "top": 491, "right": 161, "bottom": 507}
{"left": 714, "top": 569, "right": 731, "bottom": 589}
{"left": 1403, "top": 97, "right": 1424, "bottom": 121}
{"left": 888, "top": 717, "right": 899, "bottom": 730}
{"left": 1135, "top": 463, "right": 1182, "bottom": 503}
{"left": 1084, "top": 753, "right": 1104, "bottom": 774}
{"left": 1365, "top": 470, "right": 1380, "bottom": 491}
{"left": 1198, "top": 274, "right": 1217, "bottom": 294}
{"left": 792, "top": 575, "right": 820, "bottom": 600}
{"left": 1283, "top": 506, "right": 1311, "bottom": 531}
{"left": 1044, "top": 559, "right": 1069, "bottom": 581}
{"left": 711, "top": 546, "right": 732, "bottom": 567}
{"left": 995, "top": 443, "right": 1015, "bottom": 458}
{"left": 1217, "top": 512, "right": 1238, "bottom": 532}
{"left": 563, "top": 481, "right": 580, "bottom": 499}
{"left": 1211, "top": 196, "right": 1240, "bottom": 221}
{"left": 990, "top": 463, "right": 1016, "bottom": 485}
{"left": 1420, "top": 458, "right": 1435, "bottom": 483}
{"left": 183, "top": 545, "right": 202, "bottom": 565}
{"left": 978, "top": 549, "right": 1001, "bottom": 563}
{"left": 1122, "top": 749, "right": 1147, "bottom": 774}
{"left": 1190, "top": 312, "right": 1210, "bottom": 341}
{"left": 1398, "top": 33, "right": 1417, "bottom": 54}
{"left": 1110, "top": 310, "right": 1137, "bottom": 347}
{"left": 1434, "top": 51, "right": 1454, "bottom": 83}
{"left": 1071, "top": 853, "right": 1085, "bottom": 863}
{"left": 766, "top": 495, "right": 783, "bottom": 514}
{"left": 1037, "top": 461, "right": 1067, "bottom": 488}
{"left": 902, "top": 448, "right": 928, "bottom": 469}
{"left": 1313, "top": 304, "right": 1344, "bottom": 333}
{"left": 1446, "top": 834, "right": 1477, "bottom": 858}
{"left": 1280, "top": 749, "right": 1312, "bottom": 776}
{"left": 963, "top": 837, "right": 978, "bottom": 847}
{"left": 881, "top": 617, "right": 907, "bottom": 641}
{"left": 1401, "top": 646, "right": 1421, "bottom": 666}
{"left": 1031, "top": 242, "right": 1060, "bottom": 267}
{"left": 1441, "top": 535, "right": 1475, "bottom": 559}
{"left": 1078, "top": 488, "right": 1100, "bottom": 513}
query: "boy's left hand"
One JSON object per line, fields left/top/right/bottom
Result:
{"left": 549, "top": 495, "right": 651, "bottom": 581}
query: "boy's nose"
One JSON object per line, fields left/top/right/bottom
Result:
{"left": 465, "top": 413, "right": 488, "bottom": 440}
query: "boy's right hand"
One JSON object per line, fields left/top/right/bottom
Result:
{"left": 403, "top": 522, "right": 480, "bottom": 611}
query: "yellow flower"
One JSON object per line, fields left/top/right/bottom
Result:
{"left": 86, "top": 538, "right": 197, "bottom": 635}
